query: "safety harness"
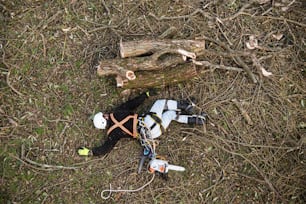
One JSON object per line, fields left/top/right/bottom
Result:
{"left": 107, "top": 112, "right": 164, "bottom": 139}
{"left": 147, "top": 112, "right": 165, "bottom": 133}
{"left": 107, "top": 113, "right": 138, "bottom": 138}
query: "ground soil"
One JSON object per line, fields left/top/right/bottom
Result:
{"left": 1, "top": 0, "right": 305, "bottom": 203}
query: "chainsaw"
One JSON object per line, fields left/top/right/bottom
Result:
{"left": 148, "top": 159, "right": 186, "bottom": 174}
{"left": 137, "top": 146, "right": 185, "bottom": 175}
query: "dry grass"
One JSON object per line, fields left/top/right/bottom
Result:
{"left": 1, "top": 0, "right": 305, "bottom": 203}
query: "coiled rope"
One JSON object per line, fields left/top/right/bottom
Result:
{"left": 101, "top": 174, "right": 155, "bottom": 200}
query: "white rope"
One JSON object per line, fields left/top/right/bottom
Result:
{"left": 101, "top": 174, "right": 155, "bottom": 200}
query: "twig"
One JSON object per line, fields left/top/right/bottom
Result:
{"left": 61, "top": 34, "right": 67, "bottom": 61}
{"left": 196, "top": 48, "right": 251, "bottom": 57}
{"left": 149, "top": 9, "right": 213, "bottom": 21}
{"left": 22, "top": 156, "right": 78, "bottom": 170}
{"left": 40, "top": 34, "right": 47, "bottom": 58}
{"left": 9, "top": 154, "right": 56, "bottom": 171}
{"left": 216, "top": 20, "right": 233, "bottom": 46}
{"left": 15, "top": 144, "right": 79, "bottom": 171}
{"left": 266, "top": 16, "right": 306, "bottom": 27}
{"left": 6, "top": 71, "right": 23, "bottom": 96}
{"left": 240, "top": 12, "right": 306, "bottom": 27}
{"left": 101, "top": 0, "right": 111, "bottom": 16}
{"left": 193, "top": 60, "right": 243, "bottom": 72}
{"left": 2, "top": 50, "right": 23, "bottom": 96}
{"left": 261, "top": 7, "right": 273, "bottom": 16}
{"left": 76, "top": 25, "right": 90, "bottom": 37}
{"left": 221, "top": 1, "right": 255, "bottom": 21}
{"left": 221, "top": 137, "right": 301, "bottom": 151}
{"left": 201, "top": 168, "right": 224, "bottom": 193}
{"left": 251, "top": 54, "right": 272, "bottom": 77}
{"left": 201, "top": 36, "right": 258, "bottom": 83}
{"left": 231, "top": 99, "right": 254, "bottom": 125}
{"left": 58, "top": 123, "right": 69, "bottom": 138}
{"left": 39, "top": 10, "right": 63, "bottom": 30}
{"left": 234, "top": 56, "right": 257, "bottom": 83}
{"left": 236, "top": 172, "right": 267, "bottom": 184}
{"left": 88, "top": 25, "right": 118, "bottom": 34}
{"left": 284, "top": 20, "right": 297, "bottom": 45}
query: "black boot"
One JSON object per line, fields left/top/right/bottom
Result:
{"left": 187, "top": 113, "right": 207, "bottom": 125}
{"left": 178, "top": 100, "right": 195, "bottom": 114}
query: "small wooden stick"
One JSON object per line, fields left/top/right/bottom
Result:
{"left": 251, "top": 54, "right": 272, "bottom": 77}
{"left": 193, "top": 60, "right": 243, "bottom": 72}
{"left": 232, "top": 99, "right": 253, "bottom": 126}
{"left": 17, "top": 144, "right": 79, "bottom": 171}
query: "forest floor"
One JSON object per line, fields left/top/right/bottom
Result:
{"left": 1, "top": 0, "right": 305, "bottom": 203}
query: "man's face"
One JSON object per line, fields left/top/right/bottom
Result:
{"left": 103, "top": 113, "right": 109, "bottom": 120}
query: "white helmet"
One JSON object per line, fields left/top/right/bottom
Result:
{"left": 93, "top": 112, "right": 107, "bottom": 129}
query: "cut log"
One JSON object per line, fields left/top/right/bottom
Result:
{"left": 101, "top": 60, "right": 244, "bottom": 89}
{"left": 120, "top": 39, "right": 205, "bottom": 58}
{"left": 122, "top": 64, "right": 198, "bottom": 89}
{"left": 97, "top": 47, "right": 199, "bottom": 87}
{"left": 97, "top": 64, "right": 136, "bottom": 81}
{"left": 98, "top": 49, "right": 194, "bottom": 73}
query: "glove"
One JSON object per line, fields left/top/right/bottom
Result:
{"left": 77, "top": 147, "right": 92, "bottom": 156}
{"left": 145, "top": 91, "right": 150, "bottom": 97}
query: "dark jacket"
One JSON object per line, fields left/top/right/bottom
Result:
{"left": 92, "top": 93, "right": 148, "bottom": 156}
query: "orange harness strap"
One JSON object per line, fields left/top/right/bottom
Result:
{"left": 107, "top": 113, "right": 138, "bottom": 138}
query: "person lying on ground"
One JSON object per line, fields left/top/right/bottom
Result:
{"left": 77, "top": 91, "right": 207, "bottom": 156}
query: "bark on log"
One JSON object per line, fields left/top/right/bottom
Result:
{"left": 122, "top": 64, "right": 198, "bottom": 89}
{"left": 120, "top": 39, "right": 205, "bottom": 58}
{"left": 97, "top": 49, "right": 193, "bottom": 77}
{"left": 119, "top": 62, "right": 243, "bottom": 89}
